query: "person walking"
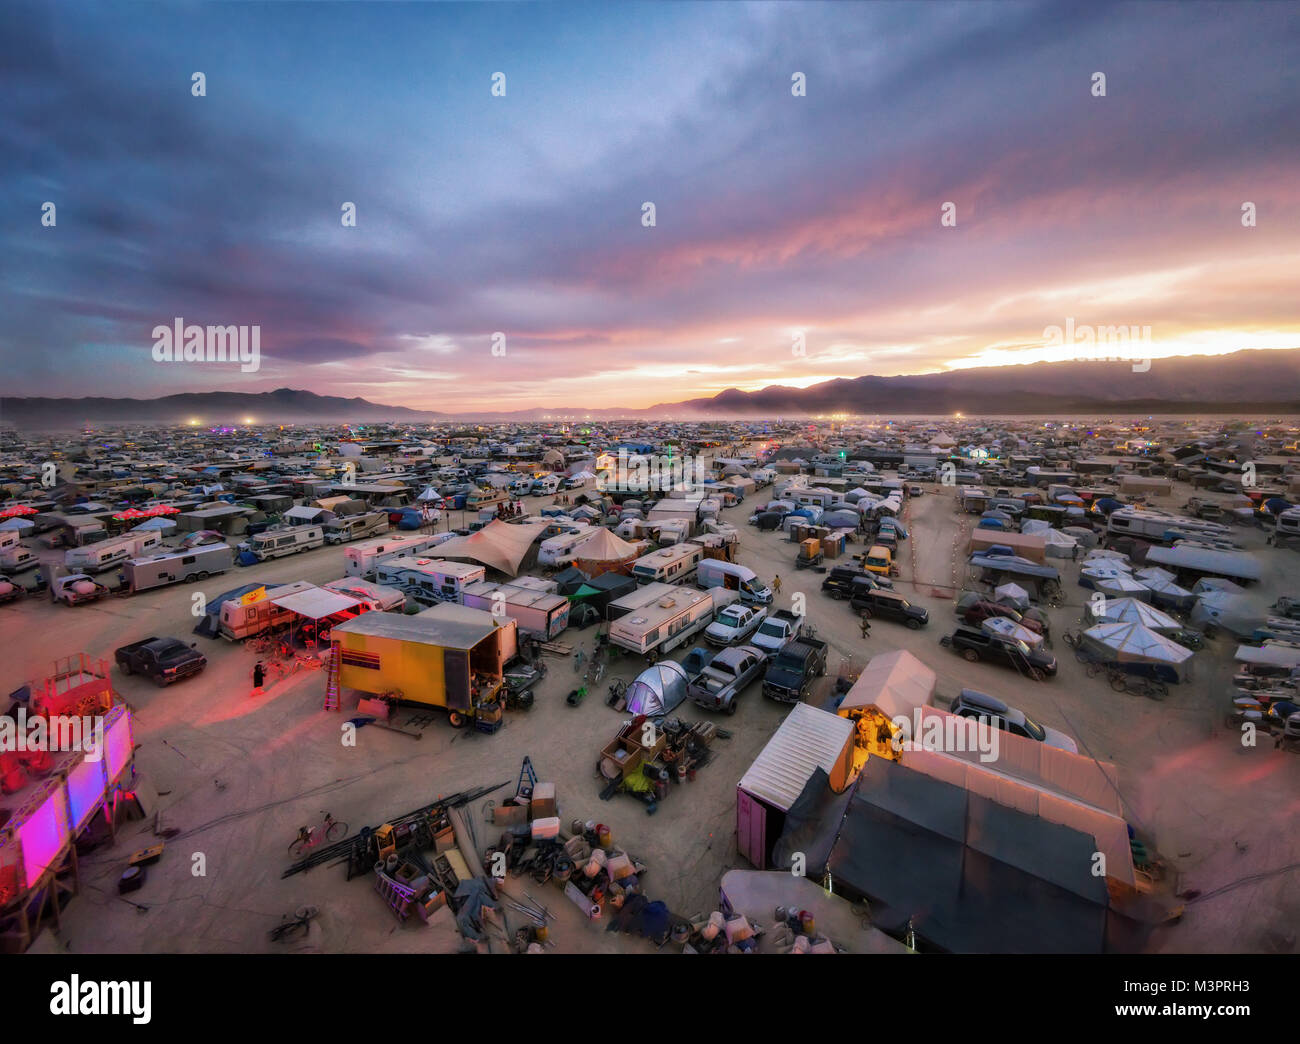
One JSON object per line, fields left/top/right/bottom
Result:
{"left": 251, "top": 660, "right": 266, "bottom": 697}
{"left": 860, "top": 615, "right": 872, "bottom": 640}
{"left": 772, "top": 574, "right": 782, "bottom": 596}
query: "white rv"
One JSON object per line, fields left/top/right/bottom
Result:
{"left": 65, "top": 531, "right": 163, "bottom": 574}
{"left": 0, "top": 529, "right": 20, "bottom": 551}
{"left": 123, "top": 543, "right": 234, "bottom": 592}
{"left": 373, "top": 556, "right": 486, "bottom": 606}
{"left": 460, "top": 580, "right": 571, "bottom": 640}
{"left": 1270, "top": 508, "right": 1300, "bottom": 548}
{"left": 537, "top": 527, "right": 594, "bottom": 568}
{"left": 244, "top": 524, "right": 325, "bottom": 561}
{"left": 630, "top": 542, "right": 702, "bottom": 585}
{"left": 219, "top": 580, "right": 317, "bottom": 641}
{"left": 343, "top": 533, "right": 442, "bottom": 578}
{"left": 1107, "top": 509, "right": 1232, "bottom": 544}
{"left": 322, "top": 511, "right": 390, "bottom": 545}
{"left": 0, "top": 545, "right": 39, "bottom": 575}
{"left": 607, "top": 582, "right": 716, "bottom": 659}
{"left": 533, "top": 475, "right": 562, "bottom": 496}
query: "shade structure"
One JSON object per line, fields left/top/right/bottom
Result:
{"left": 1092, "top": 574, "right": 1152, "bottom": 601}
{"left": 1082, "top": 549, "right": 1131, "bottom": 567}
{"left": 416, "top": 486, "right": 443, "bottom": 502}
{"left": 0, "top": 504, "right": 38, "bottom": 517}
{"left": 429, "top": 519, "right": 548, "bottom": 577}
{"left": 1188, "top": 592, "right": 1263, "bottom": 638}
{"left": 839, "top": 649, "right": 937, "bottom": 717}
{"left": 0, "top": 517, "right": 34, "bottom": 531}
{"left": 270, "top": 588, "right": 360, "bottom": 620}
{"left": 1081, "top": 621, "right": 1194, "bottom": 674}
{"left": 993, "top": 582, "right": 1029, "bottom": 609}
{"left": 131, "top": 517, "right": 177, "bottom": 532}
{"left": 144, "top": 504, "right": 180, "bottom": 515}
{"left": 624, "top": 661, "right": 689, "bottom": 717}
{"left": 981, "top": 616, "right": 1044, "bottom": 647}
{"left": 571, "top": 527, "right": 638, "bottom": 576}
{"left": 1087, "top": 597, "right": 1181, "bottom": 633}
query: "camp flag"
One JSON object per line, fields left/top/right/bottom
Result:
{"left": 240, "top": 586, "right": 267, "bottom": 606}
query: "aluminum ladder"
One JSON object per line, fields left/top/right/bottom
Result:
{"left": 323, "top": 643, "right": 341, "bottom": 711}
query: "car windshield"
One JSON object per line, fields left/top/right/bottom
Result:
{"left": 718, "top": 609, "right": 745, "bottom": 626}
{"left": 757, "top": 622, "right": 783, "bottom": 636}
{"left": 1021, "top": 714, "right": 1047, "bottom": 742}
{"left": 866, "top": 557, "right": 887, "bottom": 568}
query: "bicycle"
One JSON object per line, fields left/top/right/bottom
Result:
{"left": 289, "top": 812, "right": 348, "bottom": 858}
{"left": 1107, "top": 669, "right": 1167, "bottom": 701}
{"left": 294, "top": 653, "right": 324, "bottom": 671}
{"left": 269, "top": 905, "right": 319, "bottom": 942}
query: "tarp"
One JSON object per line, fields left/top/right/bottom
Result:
{"left": 981, "top": 616, "right": 1043, "bottom": 646}
{"left": 429, "top": 519, "right": 548, "bottom": 577}
{"left": 624, "top": 661, "right": 689, "bottom": 717}
{"left": 271, "top": 588, "right": 360, "bottom": 619}
{"left": 994, "top": 582, "right": 1029, "bottom": 608}
{"left": 827, "top": 758, "right": 1114, "bottom": 953}
{"left": 839, "top": 649, "right": 937, "bottom": 716}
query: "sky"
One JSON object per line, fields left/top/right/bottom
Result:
{"left": 2, "top": 0, "right": 1299, "bottom": 413}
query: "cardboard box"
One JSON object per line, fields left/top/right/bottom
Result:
{"left": 531, "top": 782, "right": 556, "bottom": 818}
{"left": 489, "top": 801, "right": 530, "bottom": 826}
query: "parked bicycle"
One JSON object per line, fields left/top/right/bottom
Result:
{"left": 1108, "top": 669, "right": 1168, "bottom": 701}
{"left": 269, "top": 905, "right": 320, "bottom": 942}
{"left": 289, "top": 812, "right": 348, "bottom": 858}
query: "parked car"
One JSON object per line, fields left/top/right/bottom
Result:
{"left": 115, "top": 637, "right": 208, "bottom": 687}
{"left": 940, "top": 625, "right": 1057, "bottom": 680}
{"left": 908, "top": 485, "right": 924, "bottom": 497}
{"left": 704, "top": 603, "right": 767, "bottom": 647}
{"left": 762, "top": 636, "right": 829, "bottom": 703}
{"left": 849, "top": 588, "right": 929, "bottom": 629}
{"left": 949, "top": 689, "right": 1077, "bottom": 753}
{"left": 686, "top": 645, "right": 768, "bottom": 714}
{"left": 750, "top": 609, "right": 805, "bottom": 655}
{"left": 822, "top": 565, "right": 892, "bottom": 599}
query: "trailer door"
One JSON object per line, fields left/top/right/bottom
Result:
{"left": 442, "top": 649, "right": 471, "bottom": 711}
{"left": 736, "top": 788, "right": 767, "bottom": 868}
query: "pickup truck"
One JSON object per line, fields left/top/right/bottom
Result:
{"left": 52, "top": 574, "right": 112, "bottom": 606}
{"left": 762, "top": 636, "right": 829, "bottom": 703}
{"left": 704, "top": 603, "right": 766, "bottom": 647}
{"left": 821, "top": 565, "right": 891, "bottom": 598}
{"left": 687, "top": 645, "right": 768, "bottom": 714}
{"left": 939, "top": 625, "right": 1057, "bottom": 680}
{"left": 116, "top": 637, "right": 208, "bottom": 686}
{"left": 850, "top": 588, "right": 929, "bottom": 629}
{"left": 750, "top": 609, "right": 807, "bottom": 655}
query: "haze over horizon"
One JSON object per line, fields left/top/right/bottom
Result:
{"left": 4, "top": 1, "right": 1299, "bottom": 413}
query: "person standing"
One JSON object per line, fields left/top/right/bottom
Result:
{"left": 251, "top": 660, "right": 266, "bottom": 697}
{"left": 772, "top": 574, "right": 782, "bottom": 596}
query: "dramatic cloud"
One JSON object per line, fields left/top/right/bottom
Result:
{"left": 2, "top": 1, "right": 1297, "bottom": 411}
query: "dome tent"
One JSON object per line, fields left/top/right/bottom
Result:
{"left": 624, "top": 661, "right": 690, "bottom": 717}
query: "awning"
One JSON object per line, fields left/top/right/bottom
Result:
{"left": 271, "top": 588, "right": 360, "bottom": 620}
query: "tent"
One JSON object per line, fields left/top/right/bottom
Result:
{"left": 993, "top": 582, "right": 1029, "bottom": 609}
{"left": 1063, "top": 525, "right": 1100, "bottom": 549}
{"left": 0, "top": 517, "right": 34, "bottom": 531}
{"left": 550, "top": 565, "right": 589, "bottom": 596}
{"left": 1091, "top": 574, "right": 1152, "bottom": 601}
{"left": 624, "top": 661, "right": 689, "bottom": 717}
{"left": 1188, "top": 592, "right": 1264, "bottom": 638}
{"left": 838, "top": 650, "right": 937, "bottom": 719}
{"left": 428, "top": 519, "right": 548, "bottom": 577}
{"left": 572, "top": 527, "right": 638, "bottom": 576}
{"left": 1081, "top": 622, "right": 1193, "bottom": 679}
{"left": 132, "top": 517, "right": 177, "bottom": 532}
{"left": 416, "top": 486, "right": 444, "bottom": 503}
{"left": 1088, "top": 597, "right": 1181, "bottom": 633}
{"left": 1135, "top": 569, "right": 1195, "bottom": 611}
{"left": 1042, "top": 529, "right": 1078, "bottom": 558}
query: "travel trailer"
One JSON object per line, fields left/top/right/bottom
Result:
{"left": 607, "top": 582, "right": 716, "bottom": 660}
{"left": 123, "top": 543, "right": 234, "bottom": 593}
{"left": 466, "top": 488, "right": 510, "bottom": 510}
{"left": 0, "top": 545, "right": 39, "bottom": 575}
{"left": 1107, "top": 509, "right": 1232, "bottom": 545}
{"left": 244, "top": 524, "right": 325, "bottom": 561}
{"left": 460, "top": 580, "right": 571, "bottom": 640}
{"left": 630, "top": 542, "right": 703, "bottom": 585}
{"left": 0, "top": 529, "right": 20, "bottom": 551}
{"left": 218, "top": 580, "right": 317, "bottom": 641}
{"left": 696, "top": 559, "right": 772, "bottom": 606}
{"left": 373, "top": 556, "right": 487, "bottom": 607}
{"left": 323, "top": 511, "right": 390, "bottom": 545}
{"left": 344, "top": 533, "right": 443, "bottom": 578}
{"left": 65, "top": 531, "right": 164, "bottom": 574}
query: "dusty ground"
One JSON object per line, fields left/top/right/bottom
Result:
{"left": 5, "top": 483, "right": 1298, "bottom": 954}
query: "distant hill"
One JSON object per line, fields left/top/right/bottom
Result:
{"left": 3, "top": 349, "right": 1299, "bottom": 428}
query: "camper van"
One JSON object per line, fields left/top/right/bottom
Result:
{"left": 344, "top": 533, "right": 443, "bottom": 578}
{"left": 219, "top": 580, "right": 317, "bottom": 641}
{"left": 323, "top": 577, "right": 408, "bottom": 613}
{"left": 537, "top": 527, "right": 594, "bottom": 568}
{"left": 65, "top": 531, "right": 164, "bottom": 574}
{"left": 0, "top": 545, "right": 39, "bottom": 575}
{"left": 460, "top": 580, "right": 570, "bottom": 640}
{"left": 630, "top": 543, "right": 703, "bottom": 585}
{"left": 123, "top": 543, "right": 234, "bottom": 593}
{"left": 244, "top": 524, "right": 325, "bottom": 561}
{"left": 374, "top": 556, "right": 487, "bottom": 607}
{"left": 323, "top": 511, "right": 390, "bottom": 545}
{"left": 696, "top": 559, "right": 772, "bottom": 606}
{"left": 607, "top": 582, "right": 716, "bottom": 660}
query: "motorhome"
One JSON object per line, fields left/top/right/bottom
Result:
{"left": 219, "top": 580, "right": 317, "bottom": 641}
{"left": 65, "top": 531, "right": 164, "bottom": 574}
{"left": 1107, "top": 509, "right": 1232, "bottom": 545}
{"left": 323, "top": 577, "right": 408, "bottom": 612}
{"left": 466, "top": 488, "right": 510, "bottom": 510}
{"left": 123, "top": 543, "right": 234, "bottom": 592}
{"left": 460, "top": 580, "right": 571, "bottom": 640}
{"left": 533, "top": 475, "right": 562, "bottom": 496}
{"left": 1271, "top": 508, "right": 1300, "bottom": 548}
{"left": 630, "top": 542, "right": 703, "bottom": 585}
{"left": 696, "top": 559, "right": 772, "bottom": 605}
{"left": 607, "top": 582, "right": 716, "bottom": 659}
{"left": 323, "top": 511, "right": 390, "bottom": 545}
{"left": 536, "top": 527, "right": 594, "bottom": 568}
{"left": 374, "top": 556, "right": 487, "bottom": 606}
{"left": 344, "top": 533, "right": 442, "bottom": 578}
{"left": 244, "top": 524, "right": 325, "bottom": 561}
{"left": 789, "top": 488, "right": 835, "bottom": 511}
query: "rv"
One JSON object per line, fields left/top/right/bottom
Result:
{"left": 65, "top": 531, "right": 164, "bottom": 574}
{"left": 1271, "top": 508, "right": 1300, "bottom": 548}
{"left": 323, "top": 511, "right": 390, "bottom": 545}
{"left": 0, "top": 529, "right": 20, "bottom": 551}
{"left": 373, "top": 556, "right": 487, "bottom": 606}
{"left": 533, "top": 475, "right": 562, "bottom": 496}
{"left": 1107, "top": 509, "right": 1232, "bottom": 545}
{"left": 123, "top": 543, "right": 234, "bottom": 593}
{"left": 607, "top": 582, "right": 716, "bottom": 659}
{"left": 460, "top": 580, "right": 571, "bottom": 640}
{"left": 537, "top": 528, "right": 595, "bottom": 568}
{"left": 219, "top": 580, "right": 317, "bottom": 641}
{"left": 244, "top": 524, "right": 325, "bottom": 561}
{"left": 696, "top": 559, "right": 772, "bottom": 606}
{"left": 344, "top": 533, "right": 443, "bottom": 578}
{"left": 0, "top": 545, "right": 39, "bottom": 575}
{"left": 466, "top": 488, "right": 510, "bottom": 510}
{"left": 323, "top": 577, "right": 408, "bottom": 612}
{"left": 630, "top": 542, "right": 703, "bottom": 585}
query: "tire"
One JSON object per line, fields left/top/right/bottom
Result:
{"left": 906, "top": 619, "right": 921, "bottom": 630}
{"left": 447, "top": 710, "right": 467, "bottom": 728}
{"left": 726, "top": 702, "right": 738, "bottom": 716}
{"left": 1028, "top": 668, "right": 1044, "bottom": 682}
{"left": 185, "top": 573, "right": 197, "bottom": 583}
{"left": 962, "top": 649, "right": 980, "bottom": 663}
{"left": 197, "top": 571, "right": 209, "bottom": 580}
{"left": 1110, "top": 673, "right": 1128, "bottom": 693}
{"left": 289, "top": 838, "right": 309, "bottom": 859}
{"left": 326, "top": 820, "right": 347, "bottom": 842}
{"left": 120, "top": 661, "right": 133, "bottom": 675}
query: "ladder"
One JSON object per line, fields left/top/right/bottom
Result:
{"left": 323, "top": 643, "right": 341, "bottom": 711}
{"left": 373, "top": 869, "right": 418, "bottom": 921}
{"left": 515, "top": 756, "right": 538, "bottom": 802}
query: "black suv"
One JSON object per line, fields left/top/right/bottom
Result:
{"left": 849, "top": 588, "right": 929, "bottom": 629}
{"left": 941, "top": 625, "right": 1057, "bottom": 679}
{"left": 822, "top": 565, "right": 891, "bottom": 599}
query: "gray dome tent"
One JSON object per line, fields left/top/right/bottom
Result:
{"left": 624, "top": 661, "right": 690, "bottom": 717}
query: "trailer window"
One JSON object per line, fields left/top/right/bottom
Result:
{"left": 340, "top": 651, "right": 381, "bottom": 670}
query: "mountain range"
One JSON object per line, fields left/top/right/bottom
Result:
{"left": 3, "top": 349, "right": 1298, "bottom": 428}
